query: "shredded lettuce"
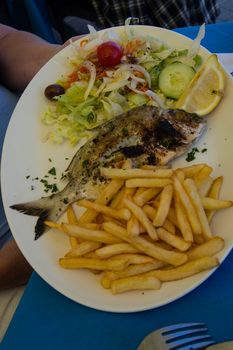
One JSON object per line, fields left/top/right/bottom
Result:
{"left": 42, "top": 21, "right": 206, "bottom": 145}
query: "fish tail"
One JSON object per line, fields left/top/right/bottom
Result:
{"left": 10, "top": 196, "right": 65, "bottom": 240}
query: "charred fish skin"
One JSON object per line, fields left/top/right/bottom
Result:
{"left": 10, "top": 106, "right": 206, "bottom": 239}
{"left": 66, "top": 106, "right": 206, "bottom": 177}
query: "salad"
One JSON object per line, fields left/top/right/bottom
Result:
{"left": 42, "top": 21, "right": 205, "bottom": 145}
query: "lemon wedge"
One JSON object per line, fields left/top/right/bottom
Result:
{"left": 176, "top": 54, "right": 225, "bottom": 116}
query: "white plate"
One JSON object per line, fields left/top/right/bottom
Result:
{"left": 1, "top": 26, "right": 233, "bottom": 313}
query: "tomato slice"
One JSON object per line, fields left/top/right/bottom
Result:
{"left": 97, "top": 41, "right": 123, "bottom": 67}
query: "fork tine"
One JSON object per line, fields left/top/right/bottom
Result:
{"left": 164, "top": 327, "right": 208, "bottom": 341}
{"left": 173, "top": 340, "right": 215, "bottom": 350}
{"left": 160, "top": 323, "right": 206, "bottom": 334}
{"left": 168, "top": 334, "right": 213, "bottom": 349}
{"left": 162, "top": 327, "right": 208, "bottom": 342}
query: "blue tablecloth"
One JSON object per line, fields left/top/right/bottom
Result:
{"left": 174, "top": 22, "right": 233, "bottom": 53}
{"left": 1, "top": 22, "right": 233, "bottom": 350}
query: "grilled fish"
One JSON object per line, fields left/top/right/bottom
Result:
{"left": 11, "top": 106, "right": 206, "bottom": 239}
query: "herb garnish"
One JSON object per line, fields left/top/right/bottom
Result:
{"left": 122, "top": 127, "right": 129, "bottom": 136}
{"left": 40, "top": 178, "right": 58, "bottom": 193}
{"left": 186, "top": 147, "right": 200, "bottom": 162}
{"left": 82, "top": 159, "right": 89, "bottom": 167}
{"left": 48, "top": 167, "right": 56, "bottom": 176}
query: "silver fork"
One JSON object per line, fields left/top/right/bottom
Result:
{"left": 137, "top": 323, "right": 215, "bottom": 350}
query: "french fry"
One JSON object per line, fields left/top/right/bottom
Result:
{"left": 143, "top": 205, "right": 175, "bottom": 234}
{"left": 59, "top": 257, "right": 129, "bottom": 271}
{"left": 201, "top": 197, "right": 233, "bottom": 210}
{"left": 198, "top": 176, "right": 213, "bottom": 197}
{"left": 45, "top": 220, "right": 61, "bottom": 230}
{"left": 206, "top": 176, "right": 223, "bottom": 221}
{"left": 141, "top": 165, "right": 170, "bottom": 170}
{"left": 193, "top": 165, "right": 213, "bottom": 188}
{"left": 45, "top": 220, "right": 101, "bottom": 231}
{"left": 157, "top": 228, "right": 192, "bottom": 252}
{"left": 79, "top": 179, "right": 124, "bottom": 223}
{"left": 193, "top": 234, "right": 205, "bottom": 244}
{"left": 117, "top": 187, "right": 136, "bottom": 209}
{"left": 153, "top": 184, "right": 173, "bottom": 227}
{"left": 77, "top": 199, "right": 131, "bottom": 221}
{"left": 153, "top": 201, "right": 178, "bottom": 227}
{"left": 100, "top": 167, "right": 173, "bottom": 179}
{"left": 187, "top": 237, "right": 224, "bottom": 261}
{"left": 110, "top": 187, "right": 126, "bottom": 209}
{"left": 133, "top": 187, "right": 161, "bottom": 207}
{"left": 208, "top": 176, "right": 223, "bottom": 198}
{"left": 183, "top": 178, "right": 212, "bottom": 239}
{"left": 127, "top": 215, "right": 140, "bottom": 236}
{"left": 80, "top": 223, "right": 101, "bottom": 230}
{"left": 95, "top": 243, "right": 139, "bottom": 259}
{"left": 111, "top": 253, "right": 156, "bottom": 265}
{"left": 67, "top": 204, "right": 78, "bottom": 224}
{"left": 124, "top": 197, "right": 158, "bottom": 240}
{"left": 173, "top": 175, "right": 202, "bottom": 235}
{"left": 56, "top": 162, "right": 231, "bottom": 295}
{"left": 84, "top": 251, "right": 99, "bottom": 259}
{"left": 126, "top": 178, "right": 172, "bottom": 188}
{"left": 61, "top": 223, "right": 123, "bottom": 244}
{"left": 146, "top": 256, "right": 219, "bottom": 281}
{"left": 177, "top": 164, "right": 205, "bottom": 178}
{"left": 101, "top": 261, "right": 165, "bottom": 288}
{"left": 174, "top": 192, "right": 193, "bottom": 242}
{"left": 134, "top": 187, "right": 147, "bottom": 196}
{"left": 102, "top": 221, "right": 187, "bottom": 266}
{"left": 111, "top": 275, "right": 161, "bottom": 294}
{"left": 65, "top": 241, "right": 102, "bottom": 257}
{"left": 175, "top": 169, "right": 185, "bottom": 183}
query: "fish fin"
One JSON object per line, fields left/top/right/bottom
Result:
{"left": 10, "top": 197, "right": 63, "bottom": 240}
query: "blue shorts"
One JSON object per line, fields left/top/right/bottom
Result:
{"left": 0, "top": 85, "right": 19, "bottom": 248}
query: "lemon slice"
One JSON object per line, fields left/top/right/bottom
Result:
{"left": 176, "top": 54, "right": 225, "bottom": 116}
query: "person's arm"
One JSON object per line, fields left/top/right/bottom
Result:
{"left": 0, "top": 24, "right": 62, "bottom": 91}
{"left": 0, "top": 240, "right": 33, "bottom": 290}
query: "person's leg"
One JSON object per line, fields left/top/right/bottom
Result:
{"left": 0, "top": 85, "right": 18, "bottom": 248}
{"left": 0, "top": 85, "right": 32, "bottom": 289}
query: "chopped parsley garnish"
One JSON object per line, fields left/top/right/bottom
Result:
{"left": 41, "top": 179, "right": 58, "bottom": 193}
{"left": 27, "top": 162, "right": 59, "bottom": 194}
{"left": 48, "top": 167, "right": 56, "bottom": 176}
{"left": 201, "top": 148, "right": 207, "bottom": 153}
{"left": 122, "top": 127, "right": 129, "bottom": 136}
{"left": 40, "top": 170, "right": 59, "bottom": 193}
{"left": 82, "top": 159, "right": 89, "bottom": 167}
{"left": 186, "top": 147, "right": 200, "bottom": 162}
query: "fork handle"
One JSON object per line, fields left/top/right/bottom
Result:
{"left": 207, "top": 340, "right": 233, "bottom": 349}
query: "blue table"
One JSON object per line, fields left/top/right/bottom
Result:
{"left": 1, "top": 22, "right": 233, "bottom": 350}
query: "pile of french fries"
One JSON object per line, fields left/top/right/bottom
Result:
{"left": 45, "top": 161, "right": 232, "bottom": 295}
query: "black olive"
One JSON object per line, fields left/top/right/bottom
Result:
{"left": 44, "top": 84, "right": 65, "bottom": 100}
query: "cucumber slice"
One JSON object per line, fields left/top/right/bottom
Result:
{"left": 158, "top": 62, "right": 195, "bottom": 99}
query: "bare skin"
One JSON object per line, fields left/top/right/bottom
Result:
{"left": 0, "top": 240, "right": 33, "bottom": 290}
{"left": 0, "top": 24, "right": 62, "bottom": 91}
{"left": 0, "top": 24, "right": 77, "bottom": 290}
